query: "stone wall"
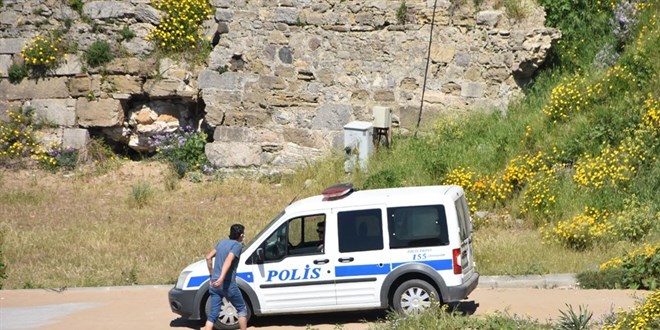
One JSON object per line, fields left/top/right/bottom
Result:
{"left": 0, "top": 0, "right": 560, "bottom": 170}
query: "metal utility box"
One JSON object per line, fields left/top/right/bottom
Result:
{"left": 372, "top": 106, "right": 392, "bottom": 129}
{"left": 343, "top": 120, "right": 373, "bottom": 172}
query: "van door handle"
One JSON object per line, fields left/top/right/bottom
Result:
{"left": 338, "top": 257, "right": 354, "bottom": 263}
{"left": 314, "top": 259, "right": 329, "bottom": 265}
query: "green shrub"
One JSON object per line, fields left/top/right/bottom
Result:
{"left": 556, "top": 304, "right": 592, "bottom": 330}
{"left": 584, "top": 244, "right": 660, "bottom": 290}
{"left": 7, "top": 64, "right": 28, "bottom": 84}
{"left": 69, "top": 0, "right": 83, "bottom": 14}
{"left": 600, "top": 290, "right": 660, "bottom": 330}
{"left": 363, "top": 168, "right": 403, "bottom": 189}
{"left": 149, "top": 127, "right": 211, "bottom": 176}
{"left": 397, "top": 1, "right": 408, "bottom": 25}
{"left": 35, "top": 144, "right": 78, "bottom": 172}
{"left": 85, "top": 40, "right": 114, "bottom": 67}
{"left": 0, "top": 229, "right": 7, "bottom": 290}
{"left": 620, "top": 245, "right": 660, "bottom": 290}
{"left": 371, "top": 306, "right": 551, "bottom": 330}
{"left": 118, "top": 25, "right": 135, "bottom": 41}
{"left": 130, "top": 182, "right": 153, "bottom": 209}
{"left": 577, "top": 268, "right": 625, "bottom": 289}
{"left": 503, "top": 0, "right": 527, "bottom": 21}
{"left": 610, "top": 196, "right": 655, "bottom": 242}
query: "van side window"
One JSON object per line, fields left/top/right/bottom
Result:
{"left": 388, "top": 205, "right": 449, "bottom": 248}
{"left": 337, "top": 209, "right": 383, "bottom": 253}
{"left": 454, "top": 197, "right": 470, "bottom": 241}
{"left": 259, "top": 214, "right": 326, "bottom": 262}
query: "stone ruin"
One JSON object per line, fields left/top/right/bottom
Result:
{"left": 0, "top": 0, "right": 561, "bottom": 172}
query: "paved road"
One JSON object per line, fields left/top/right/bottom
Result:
{"left": 0, "top": 282, "right": 650, "bottom": 330}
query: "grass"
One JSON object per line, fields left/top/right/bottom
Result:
{"left": 1, "top": 1, "right": 658, "bottom": 293}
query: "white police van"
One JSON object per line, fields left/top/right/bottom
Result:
{"left": 169, "top": 184, "right": 478, "bottom": 329}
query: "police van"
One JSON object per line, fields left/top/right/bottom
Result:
{"left": 169, "top": 184, "right": 479, "bottom": 329}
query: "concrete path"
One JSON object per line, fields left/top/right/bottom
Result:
{"left": 0, "top": 275, "right": 649, "bottom": 330}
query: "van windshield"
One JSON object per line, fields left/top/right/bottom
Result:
{"left": 243, "top": 211, "right": 285, "bottom": 251}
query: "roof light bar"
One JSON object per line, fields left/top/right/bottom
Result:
{"left": 322, "top": 183, "right": 354, "bottom": 201}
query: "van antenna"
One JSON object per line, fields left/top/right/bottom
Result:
{"left": 415, "top": 0, "right": 438, "bottom": 137}
{"left": 289, "top": 179, "right": 312, "bottom": 205}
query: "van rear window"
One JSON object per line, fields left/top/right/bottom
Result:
{"left": 387, "top": 205, "right": 449, "bottom": 249}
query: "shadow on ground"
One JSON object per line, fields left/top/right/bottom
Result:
{"left": 170, "top": 300, "right": 479, "bottom": 329}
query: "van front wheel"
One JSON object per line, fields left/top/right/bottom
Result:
{"left": 392, "top": 279, "right": 439, "bottom": 315}
{"left": 204, "top": 296, "right": 252, "bottom": 330}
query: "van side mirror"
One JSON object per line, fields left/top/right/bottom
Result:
{"left": 255, "top": 248, "right": 265, "bottom": 264}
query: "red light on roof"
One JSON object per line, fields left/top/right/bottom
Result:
{"left": 322, "top": 183, "right": 354, "bottom": 201}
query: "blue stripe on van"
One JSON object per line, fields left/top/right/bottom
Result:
{"left": 237, "top": 272, "right": 254, "bottom": 283}
{"left": 187, "top": 275, "right": 208, "bottom": 288}
{"left": 392, "top": 259, "right": 453, "bottom": 271}
{"left": 335, "top": 263, "right": 392, "bottom": 277}
{"left": 186, "top": 272, "right": 254, "bottom": 289}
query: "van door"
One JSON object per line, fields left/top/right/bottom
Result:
{"left": 245, "top": 213, "right": 336, "bottom": 313}
{"left": 332, "top": 207, "right": 388, "bottom": 308}
{"left": 454, "top": 196, "right": 475, "bottom": 275}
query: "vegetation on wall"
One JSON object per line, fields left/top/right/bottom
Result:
{"left": 147, "top": 0, "right": 212, "bottom": 53}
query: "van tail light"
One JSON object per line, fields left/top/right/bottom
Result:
{"left": 452, "top": 248, "right": 462, "bottom": 275}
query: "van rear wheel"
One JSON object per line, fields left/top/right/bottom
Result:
{"left": 204, "top": 296, "right": 252, "bottom": 330}
{"left": 393, "top": 279, "right": 439, "bottom": 315}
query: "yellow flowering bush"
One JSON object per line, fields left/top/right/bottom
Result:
{"left": 544, "top": 207, "right": 613, "bottom": 250}
{"left": 610, "top": 196, "right": 656, "bottom": 242}
{"left": 542, "top": 75, "right": 587, "bottom": 122}
{"left": 519, "top": 167, "right": 558, "bottom": 216}
{"left": 641, "top": 94, "right": 660, "bottom": 133}
{"left": 601, "top": 289, "right": 660, "bottom": 330}
{"left": 0, "top": 108, "right": 41, "bottom": 163}
{"left": 148, "top": 0, "right": 212, "bottom": 52}
{"left": 573, "top": 131, "right": 650, "bottom": 189}
{"left": 444, "top": 167, "right": 478, "bottom": 212}
{"left": 502, "top": 152, "right": 547, "bottom": 189}
{"left": 20, "top": 35, "right": 62, "bottom": 73}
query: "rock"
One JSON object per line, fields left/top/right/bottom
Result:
{"left": 29, "top": 98, "right": 77, "bottom": 127}
{"left": 76, "top": 98, "right": 124, "bottom": 128}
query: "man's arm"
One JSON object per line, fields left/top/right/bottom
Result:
{"left": 205, "top": 249, "right": 216, "bottom": 277}
{"left": 212, "top": 252, "right": 236, "bottom": 287}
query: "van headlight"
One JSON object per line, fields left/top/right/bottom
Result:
{"left": 175, "top": 271, "right": 192, "bottom": 290}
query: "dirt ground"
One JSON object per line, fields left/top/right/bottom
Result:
{"left": 0, "top": 286, "right": 650, "bottom": 330}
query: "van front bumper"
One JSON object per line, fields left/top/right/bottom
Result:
{"left": 446, "top": 272, "right": 479, "bottom": 302}
{"left": 169, "top": 287, "right": 202, "bottom": 321}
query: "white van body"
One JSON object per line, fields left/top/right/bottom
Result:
{"left": 169, "top": 185, "right": 479, "bottom": 329}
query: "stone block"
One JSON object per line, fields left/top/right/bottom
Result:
{"left": 30, "top": 99, "right": 77, "bottom": 127}
{"left": 0, "top": 38, "right": 27, "bottom": 54}
{"left": 63, "top": 128, "right": 90, "bottom": 150}
{"left": 258, "top": 76, "right": 287, "bottom": 90}
{"left": 134, "top": 4, "right": 160, "bottom": 25}
{"left": 205, "top": 142, "right": 262, "bottom": 167}
{"left": 3, "top": 77, "right": 69, "bottom": 100}
{"left": 198, "top": 70, "right": 257, "bottom": 90}
{"left": 373, "top": 90, "right": 396, "bottom": 102}
{"left": 273, "top": 7, "right": 298, "bottom": 24}
{"left": 461, "top": 82, "right": 485, "bottom": 98}
{"left": 311, "top": 104, "right": 352, "bottom": 130}
{"left": 76, "top": 98, "right": 124, "bottom": 128}
{"left": 83, "top": 1, "right": 135, "bottom": 19}
{"left": 0, "top": 55, "right": 11, "bottom": 77}
{"left": 431, "top": 45, "right": 455, "bottom": 63}
{"left": 202, "top": 88, "right": 242, "bottom": 126}
{"left": 106, "top": 75, "right": 143, "bottom": 94}
{"left": 476, "top": 10, "right": 502, "bottom": 27}
{"left": 54, "top": 54, "right": 83, "bottom": 76}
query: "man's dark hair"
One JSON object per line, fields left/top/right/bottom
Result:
{"left": 229, "top": 224, "right": 245, "bottom": 240}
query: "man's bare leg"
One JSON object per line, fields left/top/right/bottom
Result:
{"left": 238, "top": 316, "right": 247, "bottom": 330}
{"left": 203, "top": 320, "right": 214, "bottom": 330}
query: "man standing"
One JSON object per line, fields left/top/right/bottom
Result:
{"left": 203, "top": 224, "right": 248, "bottom": 330}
